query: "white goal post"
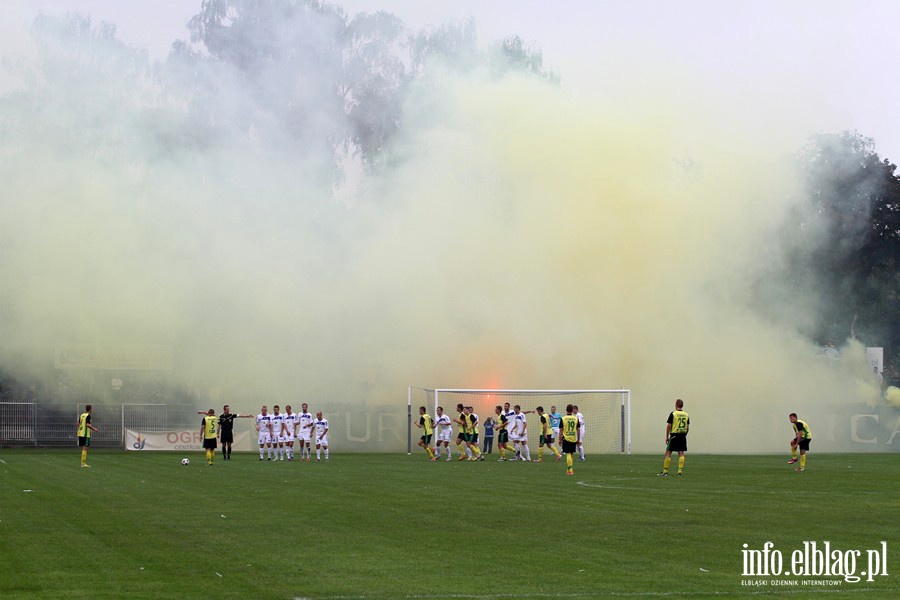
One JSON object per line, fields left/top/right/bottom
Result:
{"left": 407, "top": 388, "right": 631, "bottom": 455}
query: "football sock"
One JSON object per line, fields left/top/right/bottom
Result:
{"left": 800, "top": 454, "right": 806, "bottom": 469}
{"left": 538, "top": 447, "right": 544, "bottom": 460}
{"left": 324, "top": 449, "right": 329, "bottom": 459}
{"left": 523, "top": 446, "right": 531, "bottom": 460}
{"left": 259, "top": 448, "right": 264, "bottom": 459}
{"left": 566, "top": 454, "right": 573, "bottom": 468}
{"left": 578, "top": 445, "right": 585, "bottom": 460}
{"left": 426, "top": 446, "right": 434, "bottom": 459}
{"left": 552, "top": 445, "right": 561, "bottom": 458}
{"left": 316, "top": 449, "right": 321, "bottom": 459}
{"left": 791, "top": 446, "right": 798, "bottom": 459}
{"left": 81, "top": 448, "right": 87, "bottom": 465}
{"left": 663, "top": 456, "right": 671, "bottom": 473}
{"left": 677, "top": 456, "right": 685, "bottom": 473}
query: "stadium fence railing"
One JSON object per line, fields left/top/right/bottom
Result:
{"left": 0, "top": 402, "right": 199, "bottom": 448}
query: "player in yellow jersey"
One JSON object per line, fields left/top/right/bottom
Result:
{"left": 463, "top": 406, "right": 484, "bottom": 461}
{"left": 415, "top": 406, "right": 436, "bottom": 461}
{"left": 659, "top": 399, "right": 689, "bottom": 476}
{"left": 201, "top": 408, "right": 218, "bottom": 465}
{"left": 559, "top": 404, "right": 580, "bottom": 475}
{"left": 453, "top": 403, "right": 471, "bottom": 460}
{"left": 788, "top": 413, "right": 812, "bottom": 472}
{"left": 494, "top": 405, "right": 515, "bottom": 461}
{"left": 76, "top": 404, "right": 99, "bottom": 467}
{"left": 527, "top": 406, "right": 561, "bottom": 462}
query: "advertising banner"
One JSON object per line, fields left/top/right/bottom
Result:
{"left": 125, "top": 429, "right": 252, "bottom": 452}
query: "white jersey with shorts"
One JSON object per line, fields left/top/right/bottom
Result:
{"left": 514, "top": 412, "right": 528, "bottom": 442}
{"left": 314, "top": 419, "right": 329, "bottom": 447}
{"left": 282, "top": 413, "right": 297, "bottom": 442}
{"left": 298, "top": 412, "right": 314, "bottom": 442}
{"left": 256, "top": 414, "right": 273, "bottom": 445}
{"left": 505, "top": 409, "right": 518, "bottom": 442}
{"left": 435, "top": 414, "right": 452, "bottom": 443}
{"left": 270, "top": 414, "right": 286, "bottom": 443}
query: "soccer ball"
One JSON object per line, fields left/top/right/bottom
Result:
{"left": 181, "top": 458, "right": 190, "bottom": 466}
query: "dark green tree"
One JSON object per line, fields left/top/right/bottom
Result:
{"left": 797, "top": 131, "right": 900, "bottom": 360}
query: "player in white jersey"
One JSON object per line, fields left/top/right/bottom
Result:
{"left": 513, "top": 404, "right": 531, "bottom": 461}
{"left": 282, "top": 405, "right": 297, "bottom": 461}
{"left": 270, "top": 405, "right": 286, "bottom": 461}
{"left": 504, "top": 402, "right": 519, "bottom": 459}
{"left": 256, "top": 405, "right": 273, "bottom": 461}
{"left": 310, "top": 411, "right": 329, "bottom": 461}
{"left": 434, "top": 406, "right": 453, "bottom": 461}
{"left": 296, "top": 403, "right": 314, "bottom": 462}
{"left": 573, "top": 404, "right": 586, "bottom": 461}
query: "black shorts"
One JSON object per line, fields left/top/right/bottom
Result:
{"left": 540, "top": 434, "right": 554, "bottom": 446}
{"left": 562, "top": 440, "right": 577, "bottom": 454}
{"left": 799, "top": 439, "right": 811, "bottom": 451}
{"left": 203, "top": 438, "right": 218, "bottom": 450}
{"left": 78, "top": 436, "right": 91, "bottom": 447}
{"left": 420, "top": 434, "right": 433, "bottom": 444}
{"left": 497, "top": 430, "right": 509, "bottom": 444}
{"left": 471, "top": 433, "right": 479, "bottom": 444}
{"left": 667, "top": 434, "right": 687, "bottom": 453}
{"left": 220, "top": 430, "right": 234, "bottom": 443}
{"left": 457, "top": 432, "right": 467, "bottom": 442}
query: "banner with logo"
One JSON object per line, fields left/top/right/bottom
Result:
{"left": 125, "top": 429, "right": 252, "bottom": 452}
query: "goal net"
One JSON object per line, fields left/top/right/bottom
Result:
{"left": 407, "top": 388, "right": 631, "bottom": 455}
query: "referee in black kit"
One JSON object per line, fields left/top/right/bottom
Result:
{"left": 200, "top": 405, "right": 253, "bottom": 460}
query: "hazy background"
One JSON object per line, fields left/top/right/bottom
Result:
{"left": 1, "top": 1, "right": 897, "bottom": 452}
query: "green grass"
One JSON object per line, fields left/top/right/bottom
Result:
{"left": 0, "top": 450, "right": 898, "bottom": 599}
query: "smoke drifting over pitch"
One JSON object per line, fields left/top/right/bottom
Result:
{"left": 0, "top": 9, "right": 886, "bottom": 452}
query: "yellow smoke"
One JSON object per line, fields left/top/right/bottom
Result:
{"left": 0, "top": 38, "right": 889, "bottom": 453}
{"left": 885, "top": 387, "right": 900, "bottom": 407}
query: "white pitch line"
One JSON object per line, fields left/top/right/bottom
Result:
{"left": 576, "top": 481, "right": 846, "bottom": 495}
{"left": 0, "top": 458, "right": 6, "bottom": 464}
{"left": 294, "top": 588, "right": 899, "bottom": 600}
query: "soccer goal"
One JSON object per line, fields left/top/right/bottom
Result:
{"left": 407, "top": 388, "right": 631, "bottom": 455}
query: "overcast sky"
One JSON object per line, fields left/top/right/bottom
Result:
{"left": 3, "top": 0, "right": 900, "bottom": 162}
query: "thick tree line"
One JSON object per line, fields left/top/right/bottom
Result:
{"left": 794, "top": 131, "right": 900, "bottom": 372}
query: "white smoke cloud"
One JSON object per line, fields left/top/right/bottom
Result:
{"left": 0, "top": 7, "right": 889, "bottom": 452}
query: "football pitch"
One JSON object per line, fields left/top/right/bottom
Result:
{"left": 0, "top": 450, "right": 897, "bottom": 599}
